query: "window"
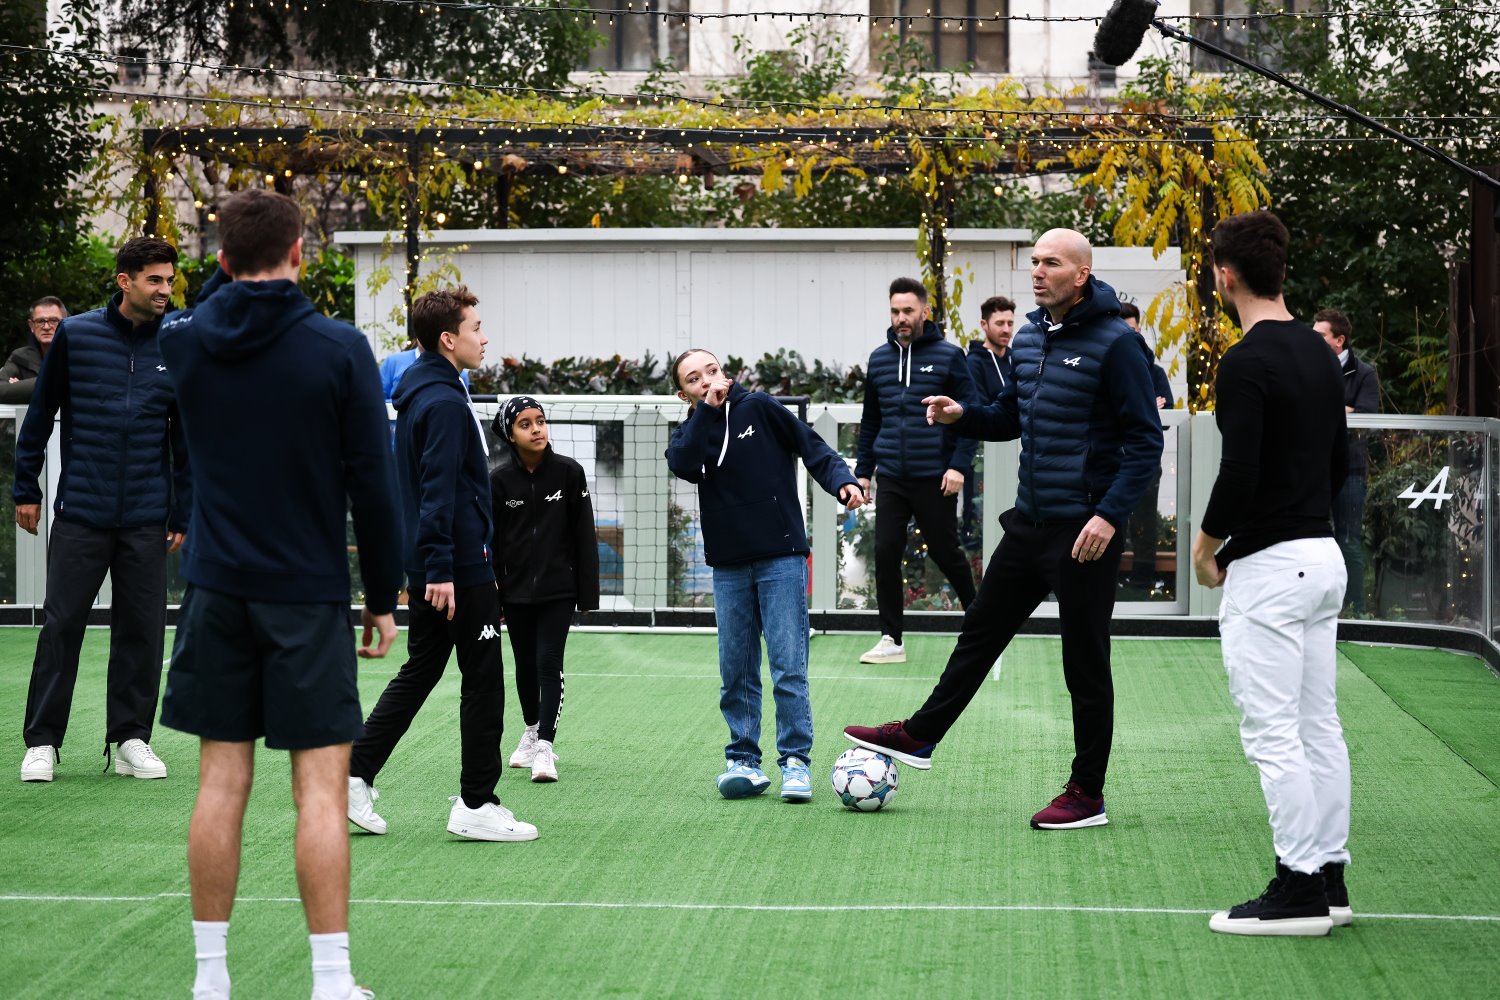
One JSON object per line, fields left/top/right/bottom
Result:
{"left": 869, "top": 0, "right": 1008, "bottom": 74}
{"left": 583, "top": 0, "right": 690, "bottom": 72}
{"left": 1191, "top": 0, "right": 1322, "bottom": 72}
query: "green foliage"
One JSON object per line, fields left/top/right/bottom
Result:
{"left": 715, "top": 26, "right": 853, "bottom": 106}
{"left": 110, "top": 0, "right": 594, "bottom": 89}
{"left": 1224, "top": 0, "right": 1500, "bottom": 413}
{"left": 470, "top": 353, "right": 668, "bottom": 396}
{"left": 0, "top": 1, "right": 111, "bottom": 348}
{"left": 733, "top": 349, "right": 865, "bottom": 404}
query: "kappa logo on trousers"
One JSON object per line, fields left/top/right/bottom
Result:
{"left": 478, "top": 624, "right": 500, "bottom": 641}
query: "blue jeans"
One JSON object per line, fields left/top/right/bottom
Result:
{"left": 1331, "top": 475, "right": 1367, "bottom": 613}
{"left": 712, "top": 555, "right": 813, "bottom": 768}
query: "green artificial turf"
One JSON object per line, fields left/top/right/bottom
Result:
{"left": 1, "top": 629, "right": 1498, "bottom": 999}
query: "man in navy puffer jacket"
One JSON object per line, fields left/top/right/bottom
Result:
{"left": 854, "top": 277, "right": 980, "bottom": 665}
{"left": 15, "top": 236, "right": 190, "bottom": 784}
{"left": 846, "top": 230, "right": 1164, "bottom": 833}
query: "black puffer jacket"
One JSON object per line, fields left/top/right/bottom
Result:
{"left": 490, "top": 444, "right": 600, "bottom": 610}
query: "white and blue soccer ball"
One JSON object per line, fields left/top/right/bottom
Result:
{"left": 831, "top": 748, "right": 899, "bottom": 812}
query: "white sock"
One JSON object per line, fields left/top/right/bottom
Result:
{"left": 191, "top": 920, "right": 230, "bottom": 996}
{"left": 309, "top": 931, "right": 353, "bottom": 996}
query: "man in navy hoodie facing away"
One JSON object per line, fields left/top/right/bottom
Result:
{"left": 667, "top": 349, "right": 866, "bottom": 802}
{"left": 856, "top": 277, "right": 979, "bottom": 665}
{"left": 156, "top": 190, "right": 403, "bottom": 1000}
{"left": 846, "top": 230, "right": 1163, "bottom": 832}
{"left": 15, "top": 237, "right": 190, "bottom": 784}
{"left": 347, "top": 286, "right": 536, "bottom": 846}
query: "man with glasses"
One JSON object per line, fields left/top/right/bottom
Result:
{"left": 0, "top": 297, "right": 66, "bottom": 403}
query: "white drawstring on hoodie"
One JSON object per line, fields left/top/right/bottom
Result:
{"left": 896, "top": 341, "right": 912, "bottom": 386}
{"left": 464, "top": 383, "right": 489, "bottom": 455}
{"left": 716, "top": 397, "right": 732, "bottom": 467}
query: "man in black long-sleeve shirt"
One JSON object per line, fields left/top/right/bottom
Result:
{"left": 1192, "top": 211, "right": 1351, "bottom": 938}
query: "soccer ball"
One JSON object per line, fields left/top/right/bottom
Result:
{"left": 830, "top": 748, "right": 899, "bottom": 812}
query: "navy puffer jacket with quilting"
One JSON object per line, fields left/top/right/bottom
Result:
{"left": 954, "top": 276, "right": 1163, "bottom": 528}
{"left": 855, "top": 321, "right": 979, "bottom": 481}
{"left": 13, "top": 293, "right": 190, "bottom": 531}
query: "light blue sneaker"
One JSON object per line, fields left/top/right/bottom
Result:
{"left": 779, "top": 758, "right": 812, "bottom": 803}
{"left": 717, "top": 761, "right": 771, "bottom": 800}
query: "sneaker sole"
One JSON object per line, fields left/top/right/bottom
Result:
{"left": 843, "top": 732, "right": 932, "bottom": 770}
{"left": 717, "top": 775, "right": 771, "bottom": 799}
{"left": 858, "top": 653, "right": 907, "bottom": 664}
{"left": 348, "top": 813, "right": 387, "bottom": 835}
{"left": 1031, "top": 811, "right": 1109, "bottom": 830}
{"left": 114, "top": 762, "right": 167, "bottom": 779}
{"left": 20, "top": 772, "right": 53, "bottom": 783}
{"left": 1330, "top": 906, "right": 1353, "bottom": 927}
{"left": 509, "top": 755, "right": 534, "bottom": 768}
{"left": 1208, "top": 912, "right": 1333, "bottom": 936}
{"left": 531, "top": 772, "right": 558, "bottom": 783}
{"left": 780, "top": 788, "right": 812, "bottom": 802}
{"left": 446, "top": 822, "right": 539, "bottom": 842}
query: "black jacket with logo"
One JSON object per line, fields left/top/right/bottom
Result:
{"left": 490, "top": 444, "right": 600, "bottom": 609}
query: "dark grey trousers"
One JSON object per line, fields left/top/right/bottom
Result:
{"left": 23, "top": 520, "right": 167, "bottom": 749}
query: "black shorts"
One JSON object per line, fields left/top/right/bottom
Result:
{"left": 161, "top": 585, "right": 364, "bottom": 750}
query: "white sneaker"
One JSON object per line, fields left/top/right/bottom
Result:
{"left": 446, "top": 796, "right": 538, "bottom": 842}
{"left": 530, "top": 740, "right": 558, "bottom": 783}
{"left": 347, "top": 777, "right": 387, "bottom": 835}
{"left": 508, "top": 724, "right": 539, "bottom": 768}
{"left": 310, "top": 985, "right": 374, "bottom": 1000}
{"left": 859, "top": 635, "right": 906, "bottom": 664}
{"left": 193, "top": 990, "right": 230, "bottom": 1000}
{"left": 21, "top": 745, "right": 56, "bottom": 782}
{"left": 115, "top": 739, "right": 167, "bottom": 779}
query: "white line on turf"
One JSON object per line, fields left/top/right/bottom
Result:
{"left": 351, "top": 670, "right": 929, "bottom": 681}
{"left": 2, "top": 893, "right": 1497, "bottom": 923}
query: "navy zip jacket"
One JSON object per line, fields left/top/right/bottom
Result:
{"left": 1136, "top": 332, "right": 1175, "bottom": 408}
{"left": 856, "top": 320, "right": 979, "bottom": 481}
{"left": 391, "top": 351, "right": 495, "bottom": 590}
{"left": 966, "top": 340, "right": 1013, "bottom": 404}
{"left": 158, "top": 277, "right": 403, "bottom": 613}
{"left": 490, "top": 444, "right": 600, "bottom": 609}
{"left": 14, "top": 293, "right": 190, "bottom": 532}
{"left": 666, "top": 384, "right": 858, "bottom": 567}
{"left": 953, "top": 276, "right": 1163, "bottom": 528}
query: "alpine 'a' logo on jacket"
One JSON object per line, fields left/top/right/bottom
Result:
{"left": 506, "top": 499, "right": 525, "bottom": 508}
{"left": 156, "top": 364, "right": 167, "bottom": 372}
{"left": 478, "top": 624, "right": 500, "bottom": 641}
{"left": 919, "top": 364, "right": 934, "bottom": 373}
{"left": 544, "top": 490, "right": 563, "bottom": 502}
{"left": 1063, "top": 356, "right": 1082, "bottom": 367}
{"left": 737, "top": 425, "right": 755, "bottom": 440}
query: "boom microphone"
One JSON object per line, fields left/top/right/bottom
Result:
{"left": 1093, "top": 0, "right": 1161, "bottom": 67}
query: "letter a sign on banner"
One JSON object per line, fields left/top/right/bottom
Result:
{"left": 1397, "top": 466, "right": 1454, "bottom": 510}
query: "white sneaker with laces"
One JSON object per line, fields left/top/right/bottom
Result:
{"left": 530, "top": 740, "right": 558, "bottom": 783}
{"left": 21, "top": 745, "right": 56, "bottom": 782}
{"left": 309, "top": 985, "right": 375, "bottom": 1000}
{"left": 508, "top": 724, "right": 539, "bottom": 768}
{"left": 859, "top": 635, "right": 907, "bottom": 664}
{"left": 347, "top": 776, "right": 387, "bottom": 835}
{"left": 115, "top": 739, "right": 167, "bottom": 779}
{"left": 446, "top": 796, "right": 538, "bottom": 842}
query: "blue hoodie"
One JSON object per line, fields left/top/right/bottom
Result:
{"left": 390, "top": 351, "right": 494, "bottom": 589}
{"left": 954, "top": 276, "right": 1163, "bottom": 528}
{"left": 157, "top": 277, "right": 404, "bottom": 612}
{"left": 666, "top": 384, "right": 858, "bottom": 567}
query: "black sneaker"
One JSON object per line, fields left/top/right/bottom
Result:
{"left": 1209, "top": 862, "right": 1333, "bottom": 937}
{"left": 1321, "top": 862, "right": 1352, "bottom": 927}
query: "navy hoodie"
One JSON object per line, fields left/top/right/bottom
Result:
{"left": 158, "top": 276, "right": 404, "bottom": 612}
{"left": 666, "top": 384, "right": 858, "bottom": 567}
{"left": 855, "top": 320, "right": 979, "bottom": 481}
{"left": 391, "top": 351, "right": 495, "bottom": 590}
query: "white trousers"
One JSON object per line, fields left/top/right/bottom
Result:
{"left": 1219, "top": 536, "right": 1352, "bottom": 874}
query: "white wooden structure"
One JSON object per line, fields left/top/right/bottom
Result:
{"left": 334, "top": 227, "right": 1186, "bottom": 400}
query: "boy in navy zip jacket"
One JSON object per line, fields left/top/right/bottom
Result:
{"left": 666, "top": 349, "right": 866, "bottom": 802}
{"left": 348, "top": 286, "right": 538, "bottom": 845}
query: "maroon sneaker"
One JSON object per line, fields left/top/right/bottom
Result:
{"left": 1030, "top": 782, "right": 1108, "bottom": 830}
{"left": 843, "top": 721, "right": 934, "bottom": 770}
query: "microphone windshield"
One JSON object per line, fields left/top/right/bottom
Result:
{"left": 1093, "top": 0, "right": 1160, "bottom": 67}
